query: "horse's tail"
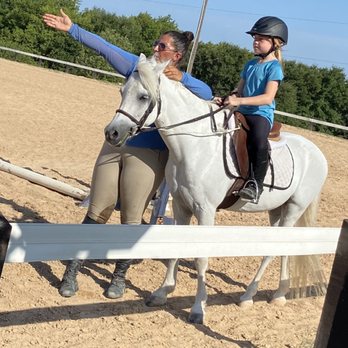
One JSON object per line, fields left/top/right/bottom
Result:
{"left": 288, "top": 192, "right": 327, "bottom": 299}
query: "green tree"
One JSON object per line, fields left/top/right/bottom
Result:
{"left": 0, "top": 0, "right": 81, "bottom": 65}
{"left": 192, "top": 42, "right": 252, "bottom": 96}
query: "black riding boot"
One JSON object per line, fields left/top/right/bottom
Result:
{"left": 105, "top": 259, "right": 132, "bottom": 299}
{"left": 58, "top": 214, "right": 99, "bottom": 297}
{"left": 59, "top": 259, "right": 83, "bottom": 297}
{"left": 239, "top": 150, "right": 269, "bottom": 203}
{"left": 253, "top": 158, "right": 269, "bottom": 194}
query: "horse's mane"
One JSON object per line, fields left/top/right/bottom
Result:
{"left": 136, "top": 55, "right": 211, "bottom": 107}
{"left": 136, "top": 56, "right": 161, "bottom": 102}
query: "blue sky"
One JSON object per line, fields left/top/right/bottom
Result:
{"left": 78, "top": 0, "right": 348, "bottom": 77}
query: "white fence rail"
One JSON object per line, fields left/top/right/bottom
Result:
{"left": 0, "top": 45, "right": 124, "bottom": 79}
{"left": 275, "top": 110, "right": 348, "bottom": 132}
{"left": 1, "top": 46, "right": 347, "bottom": 132}
{"left": 5, "top": 224, "right": 341, "bottom": 263}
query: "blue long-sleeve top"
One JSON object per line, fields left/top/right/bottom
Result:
{"left": 68, "top": 24, "right": 213, "bottom": 150}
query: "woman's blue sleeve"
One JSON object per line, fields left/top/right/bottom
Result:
{"left": 181, "top": 72, "right": 212, "bottom": 100}
{"left": 68, "top": 24, "right": 138, "bottom": 78}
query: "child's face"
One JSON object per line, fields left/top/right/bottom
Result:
{"left": 252, "top": 34, "right": 273, "bottom": 56}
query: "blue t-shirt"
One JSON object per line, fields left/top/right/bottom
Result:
{"left": 238, "top": 58, "right": 284, "bottom": 126}
{"left": 68, "top": 24, "right": 213, "bottom": 150}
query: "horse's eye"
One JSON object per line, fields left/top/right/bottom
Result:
{"left": 140, "top": 95, "right": 149, "bottom": 101}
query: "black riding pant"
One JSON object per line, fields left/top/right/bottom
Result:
{"left": 244, "top": 114, "right": 271, "bottom": 186}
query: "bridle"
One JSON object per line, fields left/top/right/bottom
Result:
{"left": 114, "top": 97, "right": 161, "bottom": 137}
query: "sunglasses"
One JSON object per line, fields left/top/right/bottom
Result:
{"left": 152, "top": 40, "right": 177, "bottom": 52}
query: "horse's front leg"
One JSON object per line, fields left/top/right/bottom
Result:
{"left": 239, "top": 256, "right": 275, "bottom": 308}
{"left": 189, "top": 257, "right": 208, "bottom": 324}
{"left": 270, "top": 255, "right": 289, "bottom": 305}
{"left": 187, "top": 207, "right": 215, "bottom": 324}
{"left": 146, "top": 196, "right": 192, "bottom": 307}
{"left": 145, "top": 259, "right": 179, "bottom": 307}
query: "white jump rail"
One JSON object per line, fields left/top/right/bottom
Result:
{"left": 4, "top": 224, "right": 341, "bottom": 263}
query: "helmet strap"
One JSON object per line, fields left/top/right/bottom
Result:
{"left": 254, "top": 38, "right": 275, "bottom": 59}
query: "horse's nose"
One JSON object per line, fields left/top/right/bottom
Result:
{"left": 104, "top": 128, "right": 118, "bottom": 143}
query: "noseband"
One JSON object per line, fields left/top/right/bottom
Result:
{"left": 115, "top": 97, "right": 161, "bottom": 137}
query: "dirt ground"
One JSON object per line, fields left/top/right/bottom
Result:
{"left": 0, "top": 58, "right": 347, "bottom": 347}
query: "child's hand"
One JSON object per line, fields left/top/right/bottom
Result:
{"left": 224, "top": 94, "right": 240, "bottom": 107}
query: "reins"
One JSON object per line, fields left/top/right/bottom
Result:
{"left": 156, "top": 104, "right": 227, "bottom": 131}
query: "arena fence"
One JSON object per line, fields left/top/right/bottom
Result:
{"left": 1, "top": 46, "right": 347, "bottom": 132}
{"left": 0, "top": 46, "right": 123, "bottom": 79}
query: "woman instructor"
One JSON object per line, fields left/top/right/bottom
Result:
{"left": 43, "top": 9, "right": 212, "bottom": 299}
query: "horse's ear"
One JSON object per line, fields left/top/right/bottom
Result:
{"left": 147, "top": 55, "right": 167, "bottom": 74}
{"left": 139, "top": 53, "right": 147, "bottom": 63}
{"left": 154, "top": 59, "right": 170, "bottom": 75}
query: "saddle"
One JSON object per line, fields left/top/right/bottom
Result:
{"left": 218, "top": 112, "right": 282, "bottom": 209}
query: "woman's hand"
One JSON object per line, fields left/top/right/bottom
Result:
{"left": 164, "top": 66, "right": 183, "bottom": 81}
{"left": 213, "top": 96, "right": 224, "bottom": 106}
{"left": 43, "top": 9, "right": 72, "bottom": 32}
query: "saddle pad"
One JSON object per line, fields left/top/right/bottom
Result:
{"left": 226, "top": 135, "right": 294, "bottom": 190}
{"left": 264, "top": 144, "right": 294, "bottom": 189}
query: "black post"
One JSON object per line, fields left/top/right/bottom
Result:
{"left": 0, "top": 214, "right": 12, "bottom": 279}
{"left": 314, "top": 219, "right": 348, "bottom": 348}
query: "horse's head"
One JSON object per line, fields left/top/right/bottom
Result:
{"left": 104, "top": 53, "right": 167, "bottom": 146}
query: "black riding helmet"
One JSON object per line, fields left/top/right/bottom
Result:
{"left": 246, "top": 16, "right": 288, "bottom": 45}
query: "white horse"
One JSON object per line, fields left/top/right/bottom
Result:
{"left": 104, "top": 54, "right": 328, "bottom": 324}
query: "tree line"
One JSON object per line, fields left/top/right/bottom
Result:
{"left": 1, "top": 0, "right": 347, "bottom": 137}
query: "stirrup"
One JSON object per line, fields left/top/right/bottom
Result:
{"left": 238, "top": 179, "right": 260, "bottom": 204}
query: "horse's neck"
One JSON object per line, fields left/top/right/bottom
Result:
{"left": 158, "top": 81, "right": 234, "bottom": 171}
{"left": 158, "top": 93, "right": 207, "bottom": 151}
{"left": 157, "top": 81, "right": 206, "bottom": 123}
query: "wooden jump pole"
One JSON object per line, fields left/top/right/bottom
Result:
{"left": 314, "top": 219, "right": 348, "bottom": 348}
{"left": 0, "top": 159, "right": 88, "bottom": 200}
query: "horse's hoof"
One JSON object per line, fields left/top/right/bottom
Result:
{"left": 145, "top": 295, "right": 167, "bottom": 307}
{"left": 188, "top": 312, "right": 204, "bottom": 324}
{"left": 270, "top": 297, "right": 286, "bottom": 306}
{"left": 238, "top": 300, "right": 254, "bottom": 309}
